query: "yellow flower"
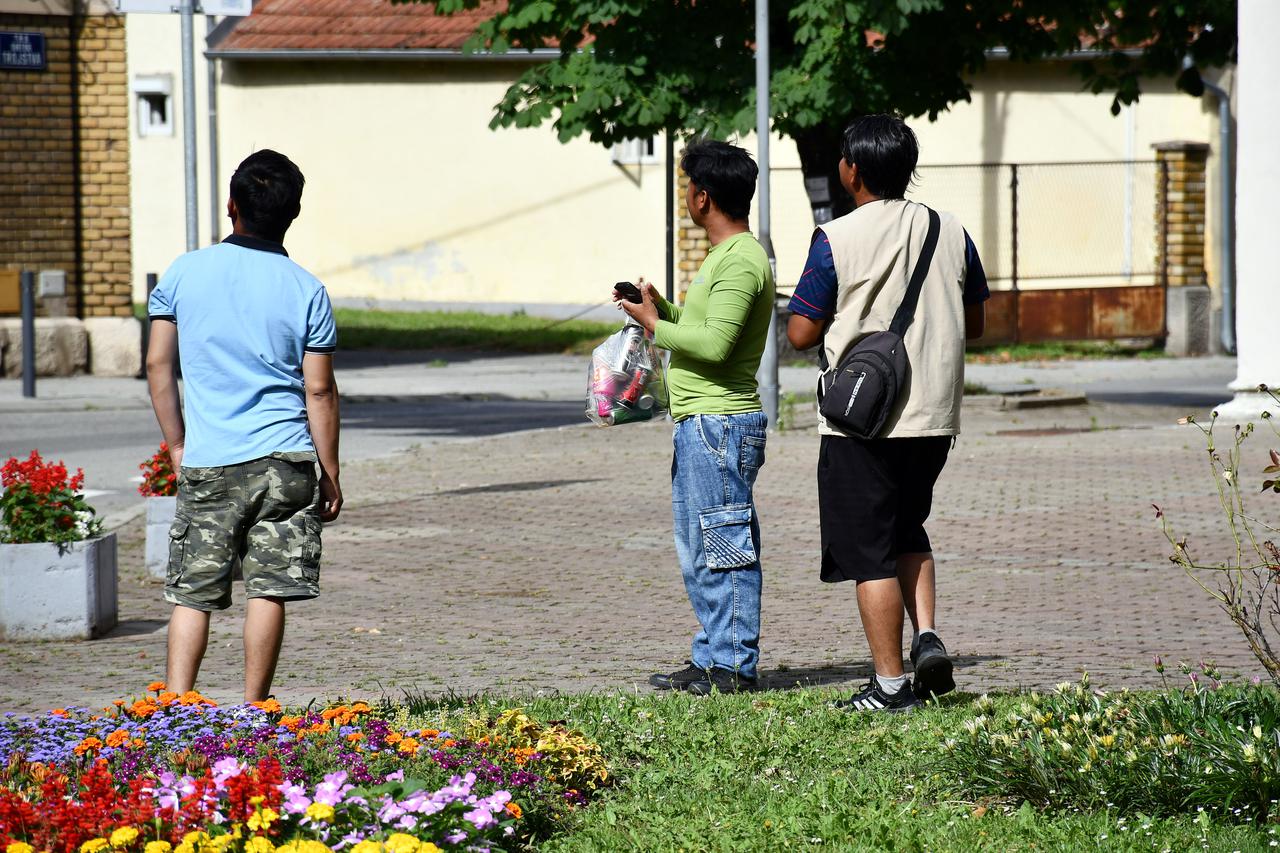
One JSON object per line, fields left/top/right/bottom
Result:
{"left": 82, "top": 841, "right": 111, "bottom": 853}
{"left": 247, "top": 807, "right": 279, "bottom": 832}
{"left": 305, "top": 802, "right": 336, "bottom": 823}
{"left": 173, "top": 845, "right": 193, "bottom": 853}
{"left": 180, "top": 836, "right": 208, "bottom": 849}
{"left": 295, "top": 843, "right": 331, "bottom": 853}
{"left": 419, "top": 845, "right": 442, "bottom": 853}
{"left": 243, "top": 839, "right": 274, "bottom": 853}
{"left": 8, "top": 844, "right": 35, "bottom": 853}
{"left": 348, "top": 843, "right": 383, "bottom": 853}
{"left": 1097, "top": 734, "right": 1117, "bottom": 748}
{"left": 110, "top": 828, "right": 140, "bottom": 849}
{"left": 144, "top": 843, "right": 172, "bottom": 853}
{"left": 384, "top": 835, "right": 420, "bottom": 853}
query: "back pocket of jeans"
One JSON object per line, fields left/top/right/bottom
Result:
{"left": 698, "top": 504, "right": 756, "bottom": 569}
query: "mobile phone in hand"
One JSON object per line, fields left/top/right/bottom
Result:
{"left": 615, "top": 281, "right": 643, "bottom": 304}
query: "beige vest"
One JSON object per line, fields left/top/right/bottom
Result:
{"left": 818, "top": 199, "right": 968, "bottom": 438}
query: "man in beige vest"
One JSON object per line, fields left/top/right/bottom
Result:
{"left": 787, "top": 115, "right": 989, "bottom": 712}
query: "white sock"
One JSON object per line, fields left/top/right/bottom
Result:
{"left": 915, "top": 628, "right": 937, "bottom": 645}
{"left": 876, "top": 672, "right": 910, "bottom": 694}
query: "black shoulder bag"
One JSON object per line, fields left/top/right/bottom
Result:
{"left": 816, "top": 207, "right": 941, "bottom": 439}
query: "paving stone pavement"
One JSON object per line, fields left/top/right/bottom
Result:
{"left": 0, "top": 397, "right": 1268, "bottom": 711}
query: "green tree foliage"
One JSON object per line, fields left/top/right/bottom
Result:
{"left": 406, "top": 0, "right": 1236, "bottom": 222}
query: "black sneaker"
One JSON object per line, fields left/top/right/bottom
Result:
{"left": 685, "top": 667, "right": 756, "bottom": 696}
{"left": 834, "top": 677, "right": 922, "bottom": 713}
{"left": 648, "top": 662, "right": 706, "bottom": 691}
{"left": 911, "top": 632, "right": 956, "bottom": 701}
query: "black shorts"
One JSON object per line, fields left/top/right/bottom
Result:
{"left": 817, "top": 435, "right": 951, "bottom": 583}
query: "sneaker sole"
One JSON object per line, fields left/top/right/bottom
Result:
{"left": 833, "top": 700, "right": 920, "bottom": 713}
{"left": 913, "top": 655, "right": 955, "bottom": 700}
{"left": 648, "top": 675, "right": 700, "bottom": 691}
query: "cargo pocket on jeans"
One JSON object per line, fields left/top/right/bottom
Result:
{"left": 167, "top": 519, "right": 191, "bottom": 584}
{"left": 699, "top": 504, "right": 757, "bottom": 570}
{"left": 292, "top": 514, "right": 322, "bottom": 583}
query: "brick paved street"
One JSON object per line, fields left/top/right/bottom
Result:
{"left": 0, "top": 396, "right": 1267, "bottom": 711}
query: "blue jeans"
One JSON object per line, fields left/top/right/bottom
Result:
{"left": 671, "top": 411, "right": 767, "bottom": 679}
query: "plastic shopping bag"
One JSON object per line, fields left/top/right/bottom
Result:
{"left": 585, "top": 321, "right": 669, "bottom": 426}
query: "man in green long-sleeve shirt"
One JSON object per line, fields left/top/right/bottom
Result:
{"left": 617, "top": 140, "right": 775, "bottom": 695}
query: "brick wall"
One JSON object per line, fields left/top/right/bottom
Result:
{"left": 676, "top": 167, "right": 707, "bottom": 304}
{"left": 0, "top": 11, "right": 130, "bottom": 318}
{"left": 1153, "top": 141, "right": 1209, "bottom": 288}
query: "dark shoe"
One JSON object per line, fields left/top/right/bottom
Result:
{"left": 685, "top": 667, "right": 757, "bottom": 696}
{"left": 648, "top": 662, "right": 707, "bottom": 691}
{"left": 911, "top": 632, "right": 956, "bottom": 701}
{"left": 834, "top": 677, "right": 922, "bottom": 713}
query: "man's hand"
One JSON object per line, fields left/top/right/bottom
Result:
{"left": 167, "top": 441, "right": 185, "bottom": 471}
{"left": 616, "top": 276, "right": 661, "bottom": 334}
{"left": 318, "top": 472, "right": 343, "bottom": 522}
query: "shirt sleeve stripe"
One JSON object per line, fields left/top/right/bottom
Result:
{"left": 304, "top": 345, "right": 337, "bottom": 354}
{"left": 149, "top": 314, "right": 176, "bottom": 322}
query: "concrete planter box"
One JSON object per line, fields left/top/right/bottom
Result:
{"left": 0, "top": 534, "right": 118, "bottom": 640}
{"left": 145, "top": 496, "right": 177, "bottom": 579}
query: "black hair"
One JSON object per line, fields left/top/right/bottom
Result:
{"left": 680, "top": 140, "right": 758, "bottom": 221}
{"left": 229, "top": 149, "right": 305, "bottom": 241}
{"left": 840, "top": 115, "right": 919, "bottom": 199}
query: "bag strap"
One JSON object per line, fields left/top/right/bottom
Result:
{"left": 888, "top": 207, "right": 941, "bottom": 337}
{"left": 818, "top": 205, "right": 942, "bottom": 374}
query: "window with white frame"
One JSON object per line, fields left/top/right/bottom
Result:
{"left": 132, "top": 74, "right": 173, "bottom": 138}
{"left": 611, "top": 137, "right": 660, "bottom": 165}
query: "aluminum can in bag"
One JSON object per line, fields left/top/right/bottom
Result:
{"left": 611, "top": 323, "right": 644, "bottom": 378}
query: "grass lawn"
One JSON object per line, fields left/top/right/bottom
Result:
{"left": 333, "top": 308, "right": 618, "bottom": 354}
{"left": 966, "top": 341, "right": 1167, "bottom": 363}
{"left": 406, "top": 688, "right": 1276, "bottom": 852}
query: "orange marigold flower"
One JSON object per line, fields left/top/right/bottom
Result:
{"left": 112, "top": 700, "right": 126, "bottom": 707}
{"left": 130, "top": 738, "right": 146, "bottom": 749}
{"left": 251, "top": 699, "right": 282, "bottom": 714}
{"left": 279, "top": 715, "right": 302, "bottom": 731}
{"left": 50, "top": 709, "right": 68, "bottom": 717}
{"left": 147, "top": 681, "right": 167, "bottom": 693}
{"left": 346, "top": 732, "right": 365, "bottom": 743}
{"left": 157, "top": 692, "right": 178, "bottom": 705}
{"left": 350, "top": 701, "right": 371, "bottom": 714}
{"left": 505, "top": 802, "right": 523, "bottom": 819}
{"left": 73, "top": 737, "right": 103, "bottom": 756}
{"left": 104, "top": 729, "right": 129, "bottom": 748}
{"left": 397, "top": 738, "right": 420, "bottom": 755}
{"left": 177, "top": 691, "right": 208, "bottom": 706}
{"left": 420, "top": 729, "right": 440, "bottom": 739}
{"left": 442, "top": 739, "right": 457, "bottom": 748}
{"left": 385, "top": 732, "right": 403, "bottom": 745}
{"left": 129, "top": 700, "right": 158, "bottom": 719}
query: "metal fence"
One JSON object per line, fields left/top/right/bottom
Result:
{"left": 907, "top": 160, "right": 1165, "bottom": 289}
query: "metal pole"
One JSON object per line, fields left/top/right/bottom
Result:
{"left": 665, "top": 131, "right": 675, "bottom": 303}
{"left": 754, "top": 0, "right": 779, "bottom": 429}
{"left": 1202, "top": 76, "right": 1236, "bottom": 354}
{"left": 141, "top": 272, "right": 158, "bottom": 379}
{"left": 180, "top": 0, "right": 199, "bottom": 251}
{"left": 1010, "top": 163, "right": 1020, "bottom": 343}
{"left": 20, "top": 271, "right": 35, "bottom": 398}
{"left": 207, "top": 15, "right": 221, "bottom": 243}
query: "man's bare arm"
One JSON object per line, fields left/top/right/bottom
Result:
{"left": 787, "top": 312, "right": 825, "bottom": 351}
{"left": 146, "top": 320, "right": 186, "bottom": 469}
{"left": 965, "top": 302, "right": 986, "bottom": 340}
{"left": 302, "top": 352, "right": 342, "bottom": 522}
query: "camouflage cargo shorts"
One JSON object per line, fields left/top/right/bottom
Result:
{"left": 165, "top": 452, "right": 322, "bottom": 612}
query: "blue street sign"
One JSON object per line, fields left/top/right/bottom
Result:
{"left": 0, "top": 32, "right": 47, "bottom": 71}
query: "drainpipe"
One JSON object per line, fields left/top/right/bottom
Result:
{"left": 1198, "top": 68, "right": 1236, "bottom": 354}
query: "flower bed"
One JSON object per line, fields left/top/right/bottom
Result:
{"left": 0, "top": 687, "right": 611, "bottom": 852}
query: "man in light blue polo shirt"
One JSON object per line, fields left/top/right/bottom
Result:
{"left": 146, "top": 149, "right": 342, "bottom": 703}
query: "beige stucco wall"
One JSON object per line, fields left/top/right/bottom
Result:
{"left": 127, "top": 41, "right": 1231, "bottom": 310}
{"left": 126, "top": 12, "right": 218, "bottom": 297}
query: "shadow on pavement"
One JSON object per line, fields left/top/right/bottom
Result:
{"left": 341, "top": 396, "right": 586, "bottom": 439}
{"left": 434, "top": 479, "right": 605, "bottom": 497}
{"left": 1086, "top": 390, "right": 1227, "bottom": 408}
{"left": 105, "top": 619, "right": 167, "bottom": 638}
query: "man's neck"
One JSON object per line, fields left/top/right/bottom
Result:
{"left": 705, "top": 217, "right": 750, "bottom": 247}
{"left": 231, "top": 223, "right": 283, "bottom": 243}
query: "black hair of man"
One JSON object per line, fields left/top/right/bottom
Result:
{"left": 840, "top": 115, "right": 919, "bottom": 200}
{"left": 680, "top": 140, "right": 758, "bottom": 222}
{"left": 229, "top": 149, "right": 305, "bottom": 242}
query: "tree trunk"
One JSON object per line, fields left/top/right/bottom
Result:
{"left": 795, "top": 123, "right": 856, "bottom": 225}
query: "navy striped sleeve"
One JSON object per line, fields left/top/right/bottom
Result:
{"left": 962, "top": 229, "right": 991, "bottom": 305}
{"left": 788, "top": 231, "right": 837, "bottom": 321}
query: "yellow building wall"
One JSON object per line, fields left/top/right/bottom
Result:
{"left": 127, "top": 46, "right": 1231, "bottom": 311}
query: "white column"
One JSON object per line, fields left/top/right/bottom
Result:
{"left": 1216, "top": 0, "right": 1280, "bottom": 423}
